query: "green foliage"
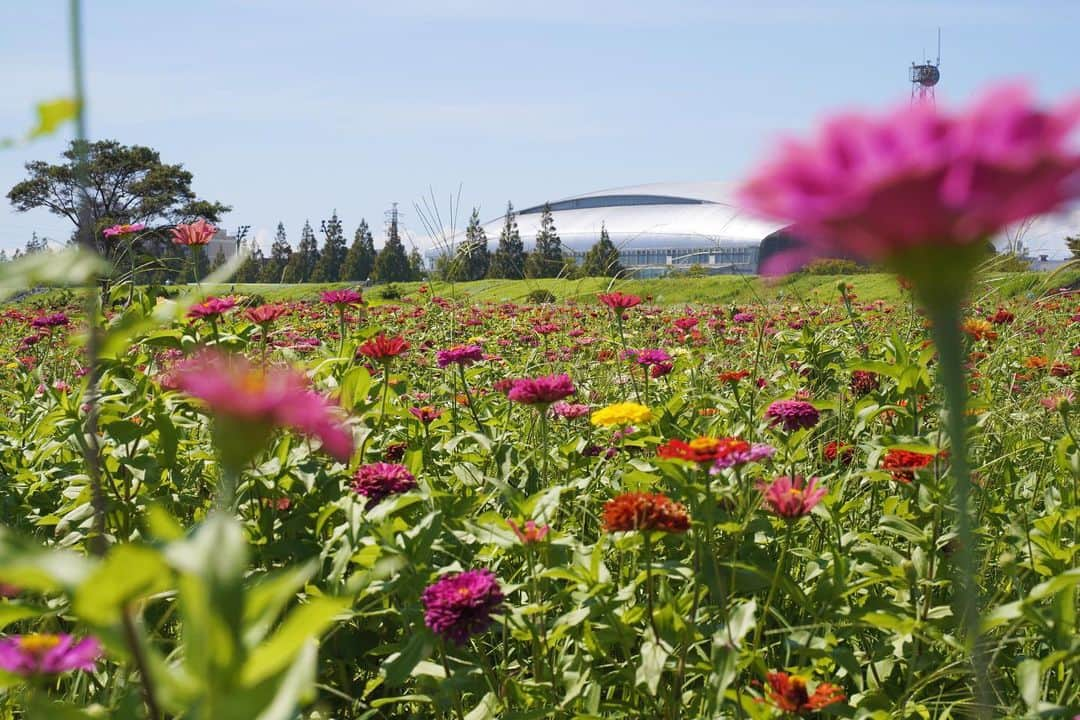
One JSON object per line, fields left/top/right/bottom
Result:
{"left": 486, "top": 202, "right": 525, "bottom": 280}
{"left": 282, "top": 221, "right": 319, "bottom": 283}
{"left": 310, "top": 211, "right": 347, "bottom": 283}
{"left": 580, "top": 222, "right": 624, "bottom": 278}
{"left": 1066, "top": 235, "right": 1080, "bottom": 260}
{"left": 524, "top": 203, "right": 564, "bottom": 278}
{"left": 342, "top": 219, "right": 376, "bottom": 282}
{"left": 525, "top": 288, "right": 556, "bottom": 304}
{"left": 372, "top": 210, "right": 412, "bottom": 283}
{"left": 6, "top": 139, "right": 230, "bottom": 263}
{"left": 799, "top": 257, "right": 867, "bottom": 275}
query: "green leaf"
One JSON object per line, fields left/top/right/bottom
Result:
{"left": 0, "top": 247, "right": 109, "bottom": 301}
{"left": 240, "top": 596, "right": 350, "bottom": 686}
{"left": 74, "top": 545, "right": 172, "bottom": 625}
{"left": 253, "top": 640, "right": 318, "bottom": 720}
{"left": 635, "top": 632, "right": 669, "bottom": 696}
{"left": 382, "top": 632, "right": 433, "bottom": 687}
{"left": 0, "top": 603, "right": 45, "bottom": 630}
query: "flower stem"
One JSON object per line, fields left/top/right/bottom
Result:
{"left": 753, "top": 521, "right": 792, "bottom": 652}
{"left": 928, "top": 303, "right": 991, "bottom": 717}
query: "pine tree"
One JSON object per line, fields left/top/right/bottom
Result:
{"left": 408, "top": 248, "right": 427, "bottom": 281}
{"left": 524, "top": 203, "right": 564, "bottom": 278}
{"left": 283, "top": 220, "right": 319, "bottom": 282}
{"left": 25, "top": 232, "right": 48, "bottom": 255}
{"left": 342, "top": 220, "right": 376, "bottom": 281}
{"left": 311, "top": 210, "right": 348, "bottom": 282}
{"left": 237, "top": 237, "right": 265, "bottom": 282}
{"left": 372, "top": 207, "right": 412, "bottom": 282}
{"left": 487, "top": 202, "right": 525, "bottom": 279}
{"left": 1067, "top": 235, "right": 1080, "bottom": 259}
{"left": 458, "top": 208, "right": 490, "bottom": 281}
{"left": 0, "top": 250, "right": 8, "bottom": 263}
{"left": 209, "top": 247, "right": 228, "bottom": 273}
{"left": 260, "top": 223, "right": 293, "bottom": 283}
{"left": 581, "top": 223, "right": 624, "bottom": 277}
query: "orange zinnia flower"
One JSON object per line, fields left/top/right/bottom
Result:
{"left": 603, "top": 492, "right": 689, "bottom": 533}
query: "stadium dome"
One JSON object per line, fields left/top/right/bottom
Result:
{"left": 476, "top": 182, "right": 784, "bottom": 276}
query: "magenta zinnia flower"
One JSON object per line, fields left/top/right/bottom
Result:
{"left": 0, "top": 634, "right": 101, "bottom": 676}
{"left": 352, "top": 462, "right": 417, "bottom": 507}
{"left": 758, "top": 476, "right": 827, "bottom": 519}
{"left": 320, "top": 289, "right": 364, "bottom": 307}
{"left": 103, "top": 222, "right": 146, "bottom": 238}
{"left": 551, "top": 401, "right": 590, "bottom": 419}
{"left": 436, "top": 345, "right": 485, "bottom": 368}
{"left": 765, "top": 400, "right": 820, "bottom": 432}
{"left": 422, "top": 570, "right": 504, "bottom": 644}
{"left": 739, "top": 84, "right": 1080, "bottom": 275}
{"left": 172, "top": 351, "right": 353, "bottom": 464}
{"left": 507, "top": 373, "right": 576, "bottom": 405}
{"left": 30, "top": 313, "right": 69, "bottom": 329}
{"left": 187, "top": 296, "right": 237, "bottom": 321}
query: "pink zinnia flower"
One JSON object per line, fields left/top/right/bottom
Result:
{"left": 1041, "top": 388, "right": 1075, "bottom": 412}
{"left": 507, "top": 373, "right": 576, "bottom": 406}
{"left": 409, "top": 405, "right": 444, "bottom": 423}
{"left": 187, "top": 296, "right": 237, "bottom": 321}
{"left": 507, "top": 519, "right": 550, "bottom": 544}
{"left": 320, "top": 289, "right": 364, "bottom": 307}
{"left": 739, "top": 84, "right": 1080, "bottom": 275}
{"left": 172, "top": 351, "right": 353, "bottom": 464}
{"left": 244, "top": 304, "right": 289, "bottom": 325}
{"left": 422, "top": 570, "right": 504, "bottom": 645}
{"left": 0, "top": 634, "right": 101, "bottom": 676}
{"left": 102, "top": 222, "right": 146, "bottom": 237}
{"left": 30, "top": 313, "right": 69, "bottom": 329}
{"left": 765, "top": 400, "right": 821, "bottom": 432}
{"left": 170, "top": 219, "right": 216, "bottom": 246}
{"left": 551, "top": 401, "right": 590, "bottom": 419}
{"left": 758, "top": 476, "right": 827, "bottom": 519}
{"left": 598, "top": 292, "right": 642, "bottom": 315}
{"left": 436, "top": 345, "right": 485, "bottom": 368}
{"left": 352, "top": 462, "right": 417, "bottom": 507}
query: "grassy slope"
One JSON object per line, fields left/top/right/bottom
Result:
{"left": 200, "top": 266, "right": 1078, "bottom": 307}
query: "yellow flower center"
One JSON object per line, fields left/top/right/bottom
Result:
{"left": 689, "top": 437, "right": 720, "bottom": 452}
{"left": 18, "top": 634, "right": 61, "bottom": 656}
{"left": 457, "top": 587, "right": 472, "bottom": 598}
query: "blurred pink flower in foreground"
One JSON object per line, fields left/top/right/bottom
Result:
{"left": 172, "top": 351, "right": 353, "bottom": 464}
{"left": 739, "top": 84, "right": 1080, "bottom": 275}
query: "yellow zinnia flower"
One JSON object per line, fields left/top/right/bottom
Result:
{"left": 591, "top": 402, "right": 654, "bottom": 427}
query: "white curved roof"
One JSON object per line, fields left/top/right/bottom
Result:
{"left": 481, "top": 182, "right": 782, "bottom": 252}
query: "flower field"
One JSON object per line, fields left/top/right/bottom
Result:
{"left": 0, "top": 269, "right": 1077, "bottom": 718}
{"left": 0, "top": 84, "right": 1078, "bottom": 719}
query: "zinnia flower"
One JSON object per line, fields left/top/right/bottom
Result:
{"left": 598, "top": 292, "right": 642, "bottom": 315}
{"left": 507, "top": 519, "right": 550, "bottom": 544}
{"left": 591, "top": 402, "right": 654, "bottom": 427}
{"left": 758, "top": 476, "right": 827, "bottom": 519}
{"left": 170, "top": 219, "right": 216, "bottom": 246}
{"left": 507, "top": 373, "right": 576, "bottom": 406}
{"left": 881, "top": 448, "right": 940, "bottom": 483}
{"left": 30, "top": 313, "right": 69, "bottom": 329}
{"left": 436, "top": 345, "right": 485, "bottom": 368}
{"left": 244, "top": 304, "right": 289, "bottom": 325}
{"left": 172, "top": 351, "right": 353, "bottom": 465}
{"left": 102, "top": 222, "right": 146, "bottom": 237}
{"left": 551, "top": 401, "right": 591, "bottom": 419}
{"left": 765, "top": 400, "right": 821, "bottom": 432}
{"left": 187, "top": 296, "right": 237, "bottom": 321}
{"left": 603, "top": 492, "right": 690, "bottom": 533}
{"left": 422, "top": 570, "right": 504, "bottom": 645}
{"left": 1041, "top": 388, "right": 1075, "bottom": 412}
{"left": 0, "top": 634, "right": 101, "bottom": 677}
{"left": 409, "top": 405, "right": 443, "bottom": 423}
{"left": 739, "top": 84, "right": 1080, "bottom": 301}
{"left": 356, "top": 334, "right": 410, "bottom": 363}
{"left": 763, "top": 671, "right": 846, "bottom": 714}
{"left": 352, "top": 462, "right": 416, "bottom": 507}
{"left": 320, "top": 289, "right": 364, "bottom": 307}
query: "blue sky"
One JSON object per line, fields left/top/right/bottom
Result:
{"left": 2, "top": 0, "right": 1078, "bottom": 256}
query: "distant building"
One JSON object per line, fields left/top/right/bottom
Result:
{"left": 429, "top": 182, "right": 783, "bottom": 276}
{"left": 205, "top": 228, "right": 239, "bottom": 261}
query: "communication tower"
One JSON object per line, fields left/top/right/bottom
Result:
{"left": 910, "top": 29, "right": 941, "bottom": 104}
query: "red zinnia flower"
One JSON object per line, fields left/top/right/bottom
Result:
{"left": 603, "top": 492, "right": 690, "bottom": 533}
{"left": 763, "top": 671, "right": 846, "bottom": 714}
{"left": 356, "top": 334, "right": 410, "bottom": 362}
{"left": 881, "top": 448, "right": 940, "bottom": 483}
